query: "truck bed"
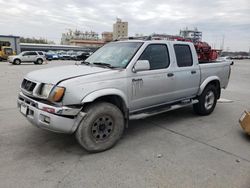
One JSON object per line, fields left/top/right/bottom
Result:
{"left": 199, "top": 61, "right": 231, "bottom": 89}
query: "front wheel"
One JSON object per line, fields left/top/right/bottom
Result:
{"left": 13, "top": 59, "right": 21, "bottom": 65}
{"left": 193, "top": 85, "right": 218, "bottom": 115}
{"left": 76, "top": 102, "right": 125, "bottom": 152}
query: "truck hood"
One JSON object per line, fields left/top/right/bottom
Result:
{"left": 25, "top": 65, "right": 111, "bottom": 84}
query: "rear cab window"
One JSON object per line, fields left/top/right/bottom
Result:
{"left": 139, "top": 44, "right": 170, "bottom": 70}
{"left": 174, "top": 44, "right": 193, "bottom": 67}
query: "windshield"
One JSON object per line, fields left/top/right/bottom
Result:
{"left": 85, "top": 42, "right": 143, "bottom": 68}
{"left": 4, "top": 48, "right": 13, "bottom": 55}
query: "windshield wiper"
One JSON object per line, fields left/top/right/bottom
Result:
{"left": 92, "top": 62, "right": 116, "bottom": 69}
{"left": 81, "top": 61, "right": 90, "bottom": 65}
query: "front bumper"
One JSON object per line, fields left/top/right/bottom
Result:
{"left": 17, "top": 92, "right": 85, "bottom": 133}
{"left": 7, "top": 58, "right": 13, "bottom": 63}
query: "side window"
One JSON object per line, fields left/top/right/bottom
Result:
{"left": 30, "top": 52, "right": 37, "bottom": 56}
{"left": 139, "top": 44, "right": 170, "bottom": 70}
{"left": 23, "top": 52, "right": 36, "bottom": 56}
{"left": 38, "top": 52, "right": 43, "bottom": 55}
{"left": 174, "top": 44, "right": 193, "bottom": 67}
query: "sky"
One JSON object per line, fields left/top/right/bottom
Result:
{"left": 0, "top": 0, "right": 249, "bottom": 51}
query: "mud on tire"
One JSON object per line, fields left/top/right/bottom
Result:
{"left": 75, "top": 102, "right": 125, "bottom": 152}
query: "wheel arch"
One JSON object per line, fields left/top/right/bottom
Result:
{"left": 198, "top": 76, "right": 221, "bottom": 99}
{"left": 14, "top": 58, "right": 21, "bottom": 62}
{"left": 81, "top": 89, "right": 129, "bottom": 119}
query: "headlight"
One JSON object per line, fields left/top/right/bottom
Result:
{"left": 40, "top": 84, "right": 65, "bottom": 102}
{"left": 49, "top": 86, "right": 65, "bottom": 102}
{"left": 40, "top": 84, "right": 54, "bottom": 98}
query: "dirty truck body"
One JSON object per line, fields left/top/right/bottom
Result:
{"left": 17, "top": 40, "right": 231, "bottom": 152}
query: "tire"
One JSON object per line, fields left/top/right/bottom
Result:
{"left": 193, "top": 84, "right": 218, "bottom": 115}
{"left": 35, "top": 58, "right": 43, "bottom": 65}
{"left": 76, "top": 102, "right": 125, "bottom": 152}
{"left": 13, "top": 59, "right": 21, "bottom": 65}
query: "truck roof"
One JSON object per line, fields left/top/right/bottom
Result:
{"left": 115, "top": 39, "right": 193, "bottom": 45}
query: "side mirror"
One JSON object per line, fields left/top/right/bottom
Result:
{"left": 133, "top": 60, "right": 150, "bottom": 72}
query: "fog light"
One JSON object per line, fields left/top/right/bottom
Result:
{"left": 40, "top": 114, "right": 50, "bottom": 124}
{"left": 44, "top": 116, "right": 50, "bottom": 124}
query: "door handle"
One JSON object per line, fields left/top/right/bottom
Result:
{"left": 191, "top": 70, "right": 196, "bottom": 74}
{"left": 167, "top": 73, "right": 174, "bottom": 77}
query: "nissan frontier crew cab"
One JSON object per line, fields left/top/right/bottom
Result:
{"left": 17, "top": 40, "right": 231, "bottom": 152}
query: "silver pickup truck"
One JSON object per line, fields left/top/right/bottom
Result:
{"left": 17, "top": 40, "right": 231, "bottom": 152}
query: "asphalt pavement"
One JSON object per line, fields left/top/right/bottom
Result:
{"left": 0, "top": 60, "right": 250, "bottom": 188}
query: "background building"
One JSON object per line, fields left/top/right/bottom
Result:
{"left": 179, "top": 27, "right": 202, "bottom": 42}
{"left": 61, "top": 29, "right": 99, "bottom": 45}
{"left": 102, "top": 32, "right": 113, "bottom": 42}
{"left": 113, "top": 18, "right": 128, "bottom": 40}
{"left": 19, "top": 43, "right": 94, "bottom": 52}
{"left": 0, "top": 35, "right": 20, "bottom": 54}
{"left": 61, "top": 29, "right": 107, "bottom": 48}
{"left": 69, "top": 40, "right": 104, "bottom": 48}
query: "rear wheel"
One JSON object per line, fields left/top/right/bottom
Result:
{"left": 76, "top": 102, "right": 125, "bottom": 152}
{"left": 13, "top": 59, "right": 21, "bottom": 65}
{"left": 193, "top": 84, "right": 218, "bottom": 115}
{"left": 34, "top": 58, "right": 43, "bottom": 65}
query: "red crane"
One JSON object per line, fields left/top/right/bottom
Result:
{"left": 153, "top": 35, "right": 220, "bottom": 62}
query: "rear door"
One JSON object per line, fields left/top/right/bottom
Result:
{"left": 29, "top": 52, "right": 38, "bottom": 61}
{"left": 172, "top": 44, "right": 200, "bottom": 99}
{"left": 129, "top": 43, "right": 176, "bottom": 111}
{"left": 22, "top": 51, "right": 37, "bottom": 62}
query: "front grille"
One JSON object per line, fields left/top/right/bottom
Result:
{"left": 18, "top": 95, "right": 37, "bottom": 108}
{"left": 21, "top": 79, "right": 36, "bottom": 93}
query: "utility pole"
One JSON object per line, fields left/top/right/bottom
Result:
{"left": 220, "top": 35, "right": 225, "bottom": 51}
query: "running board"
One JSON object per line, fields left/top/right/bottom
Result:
{"left": 129, "top": 99, "right": 198, "bottom": 120}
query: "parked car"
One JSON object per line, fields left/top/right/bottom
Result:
{"left": 45, "top": 53, "right": 53, "bottom": 61}
{"left": 76, "top": 52, "right": 90, "bottom": 61}
{"left": 217, "top": 56, "right": 234, "bottom": 65}
{"left": 69, "top": 51, "right": 78, "bottom": 60}
{"left": 17, "top": 40, "right": 231, "bottom": 152}
{"left": 60, "top": 52, "right": 71, "bottom": 60}
{"left": 45, "top": 52, "right": 59, "bottom": 61}
{"left": 8, "top": 51, "right": 46, "bottom": 65}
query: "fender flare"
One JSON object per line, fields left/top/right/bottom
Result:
{"left": 198, "top": 76, "right": 221, "bottom": 95}
{"left": 81, "top": 88, "right": 128, "bottom": 107}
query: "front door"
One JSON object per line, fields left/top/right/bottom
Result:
{"left": 129, "top": 44, "right": 176, "bottom": 111}
{"left": 22, "top": 51, "right": 37, "bottom": 62}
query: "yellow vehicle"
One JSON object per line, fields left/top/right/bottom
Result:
{"left": 0, "top": 41, "right": 15, "bottom": 61}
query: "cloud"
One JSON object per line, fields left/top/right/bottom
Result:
{"left": 0, "top": 0, "right": 249, "bottom": 51}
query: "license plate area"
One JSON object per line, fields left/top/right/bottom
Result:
{"left": 20, "top": 104, "right": 28, "bottom": 115}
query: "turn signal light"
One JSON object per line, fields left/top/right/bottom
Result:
{"left": 51, "top": 87, "right": 65, "bottom": 102}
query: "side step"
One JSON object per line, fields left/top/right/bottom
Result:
{"left": 129, "top": 99, "right": 198, "bottom": 120}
